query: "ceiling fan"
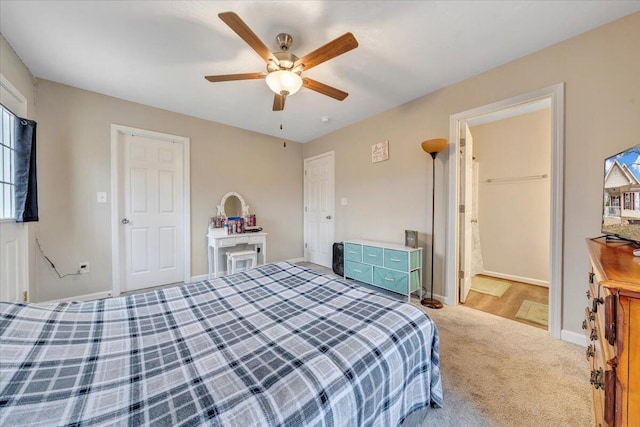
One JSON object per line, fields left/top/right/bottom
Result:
{"left": 205, "top": 12, "right": 358, "bottom": 111}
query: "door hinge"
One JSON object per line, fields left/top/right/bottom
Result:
{"left": 304, "top": 206, "right": 307, "bottom": 212}
{"left": 304, "top": 169, "right": 307, "bottom": 176}
{"left": 459, "top": 270, "right": 464, "bottom": 280}
{"left": 23, "top": 291, "right": 28, "bottom": 302}
{"left": 460, "top": 138, "right": 466, "bottom": 147}
{"left": 459, "top": 204, "right": 465, "bottom": 213}
{"left": 305, "top": 243, "right": 308, "bottom": 249}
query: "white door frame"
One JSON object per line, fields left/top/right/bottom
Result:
{"left": 445, "top": 83, "right": 564, "bottom": 339}
{"left": 0, "top": 74, "right": 31, "bottom": 302}
{"left": 110, "top": 124, "right": 191, "bottom": 296}
{"left": 303, "top": 151, "right": 335, "bottom": 267}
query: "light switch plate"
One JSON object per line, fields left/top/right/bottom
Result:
{"left": 97, "top": 192, "right": 107, "bottom": 203}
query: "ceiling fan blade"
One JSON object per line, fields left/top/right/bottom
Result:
{"left": 302, "top": 78, "right": 348, "bottom": 101}
{"left": 205, "top": 73, "right": 265, "bottom": 83}
{"left": 273, "top": 94, "right": 286, "bottom": 111}
{"left": 218, "top": 12, "right": 278, "bottom": 65}
{"left": 294, "top": 32, "right": 358, "bottom": 71}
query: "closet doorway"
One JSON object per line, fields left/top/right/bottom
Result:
{"left": 445, "top": 84, "right": 564, "bottom": 338}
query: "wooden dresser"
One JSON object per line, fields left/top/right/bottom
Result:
{"left": 584, "top": 238, "right": 640, "bottom": 427}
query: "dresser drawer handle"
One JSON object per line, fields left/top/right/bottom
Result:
{"left": 586, "top": 344, "right": 595, "bottom": 359}
{"left": 367, "top": 254, "right": 378, "bottom": 258}
{"left": 384, "top": 277, "right": 395, "bottom": 282}
{"left": 590, "top": 368, "right": 604, "bottom": 390}
{"left": 586, "top": 290, "right": 591, "bottom": 299}
{"left": 353, "top": 269, "right": 363, "bottom": 273}
{"left": 348, "top": 251, "right": 358, "bottom": 254}
{"left": 582, "top": 320, "right": 587, "bottom": 330}
{"left": 389, "top": 258, "right": 402, "bottom": 262}
{"left": 590, "top": 328, "right": 598, "bottom": 341}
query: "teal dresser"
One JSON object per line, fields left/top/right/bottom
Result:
{"left": 343, "top": 240, "right": 422, "bottom": 301}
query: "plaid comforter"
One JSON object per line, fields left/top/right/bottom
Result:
{"left": 0, "top": 262, "right": 442, "bottom": 426}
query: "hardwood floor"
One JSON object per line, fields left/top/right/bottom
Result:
{"left": 462, "top": 275, "right": 549, "bottom": 330}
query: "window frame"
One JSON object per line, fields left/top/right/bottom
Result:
{"left": 0, "top": 104, "right": 17, "bottom": 220}
{"left": 0, "top": 74, "right": 27, "bottom": 223}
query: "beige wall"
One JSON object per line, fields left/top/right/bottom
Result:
{"left": 470, "top": 109, "right": 551, "bottom": 284}
{"left": 0, "top": 35, "right": 36, "bottom": 117}
{"left": 303, "top": 12, "right": 640, "bottom": 336}
{"left": 33, "top": 80, "right": 303, "bottom": 302}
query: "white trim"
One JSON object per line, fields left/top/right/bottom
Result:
{"left": 190, "top": 274, "right": 208, "bottom": 282}
{"left": 561, "top": 329, "right": 587, "bottom": 347}
{"left": 481, "top": 270, "right": 549, "bottom": 288}
{"left": 41, "top": 291, "right": 113, "bottom": 304}
{"left": 110, "top": 124, "right": 191, "bottom": 297}
{"left": 0, "top": 74, "right": 27, "bottom": 117}
{"left": 446, "top": 83, "right": 564, "bottom": 339}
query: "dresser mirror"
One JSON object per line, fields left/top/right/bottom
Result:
{"left": 219, "top": 192, "right": 246, "bottom": 218}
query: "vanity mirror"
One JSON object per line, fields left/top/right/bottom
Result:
{"left": 218, "top": 192, "right": 247, "bottom": 218}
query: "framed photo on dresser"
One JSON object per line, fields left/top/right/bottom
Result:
{"left": 405, "top": 230, "right": 418, "bottom": 248}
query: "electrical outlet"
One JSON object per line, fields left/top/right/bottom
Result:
{"left": 79, "top": 262, "right": 90, "bottom": 274}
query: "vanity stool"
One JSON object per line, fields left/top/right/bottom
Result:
{"left": 226, "top": 250, "right": 258, "bottom": 275}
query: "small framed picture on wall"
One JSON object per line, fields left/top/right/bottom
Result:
{"left": 405, "top": 230, "right": 418, "bottom": 248}
{"left": 371, "top": 140, "right": 389, "bottom": 163}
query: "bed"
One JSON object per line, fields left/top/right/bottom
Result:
{"left": 0, "top": 262, "right": 442, "bottom": 426}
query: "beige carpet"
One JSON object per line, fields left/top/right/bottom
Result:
{"left": 470, "top": 276, "right": 511, "bottom": 297}
{"left": 516, "top": 300, "right": 549, "bottom": 326}
{"left": 405, "top": 301, "right": 592, "bottom": 427}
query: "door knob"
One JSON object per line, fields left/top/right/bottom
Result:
{"left": 326, "top": 215, "right": 332, "bottom": 220}
{"left": 121, "top": 218, "right": 130, "bottom": 224}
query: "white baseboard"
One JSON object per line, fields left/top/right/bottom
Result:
{"left": 40, "top": 290, "right": 113, "bottom": 304}
{"left": 190, "top": 274, "right": 208, "bottom": 282}
{"left": 287, "top": 257, "right": 306, "bottom": 263}
{"left": 561, "top": 329, "right": 586, "bottom": 347}
{"left": 442, "top": 294, "right": 455, "bottom": 305}
{"left": 482, "top": 270, "right": 549, "bottom": 288}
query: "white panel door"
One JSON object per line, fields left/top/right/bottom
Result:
{"left": 304, "top": 152, "right": 335, "bottom": 267}
{"left": 459, "top": 124, "right": 474, "bottom": 303}
{"left": 122, "top": 134, "right": 183, "bottom": 292}
{"left": 0, "top": 223, "right": 27, "bottom": 302}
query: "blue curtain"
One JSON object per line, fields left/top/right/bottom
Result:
{"left": 14, "top": 118, "right": 38, "bottom": 222}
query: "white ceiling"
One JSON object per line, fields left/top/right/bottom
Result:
{"left": 1, "top": 1, "right": 639, "bottom": 143}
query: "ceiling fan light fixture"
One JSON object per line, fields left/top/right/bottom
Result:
{"left": 266, "top": 70, "right": 303, "bottom": 96}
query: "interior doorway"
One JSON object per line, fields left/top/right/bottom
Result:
{"left": 110, "top": 124, "right": 191, "bottom": 296}
{"left": 445, "top": 83, "right": 564, "bottom": 338}
{"left": 459, "top": 105, "right": 551, "bottom": 330}
{"left": 303, "top": 151, "right": 335, "bottom": 268}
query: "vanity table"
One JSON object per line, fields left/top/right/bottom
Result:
{"left": 207, "top": 229, "right": 267, "bottom": 278}
{"left": 207, "top": 192, "right": 267, "bottom": 278}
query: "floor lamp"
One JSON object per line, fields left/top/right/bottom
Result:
{"left": 420, "top": 138, "right": 448, "bottom": 309}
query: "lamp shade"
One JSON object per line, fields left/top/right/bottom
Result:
{"left": 265, "top": 70, "right": 303, "bottom": 96}
{"left": 421, "top": 138, "right": 448, "bottom": 155}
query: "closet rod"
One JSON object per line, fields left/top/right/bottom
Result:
{"left": 484, "top": 173, "right": 548, "bottom": 183}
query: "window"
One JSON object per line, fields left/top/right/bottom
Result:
{"left": 625, "top": 191, "right": 640, "bottom": 211}
{"left": 0, "top": 104, "right": 16, "bottom": 219}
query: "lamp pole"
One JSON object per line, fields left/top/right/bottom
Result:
{"left": 420, "top": 139, "right": 447, "bottom": 309}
